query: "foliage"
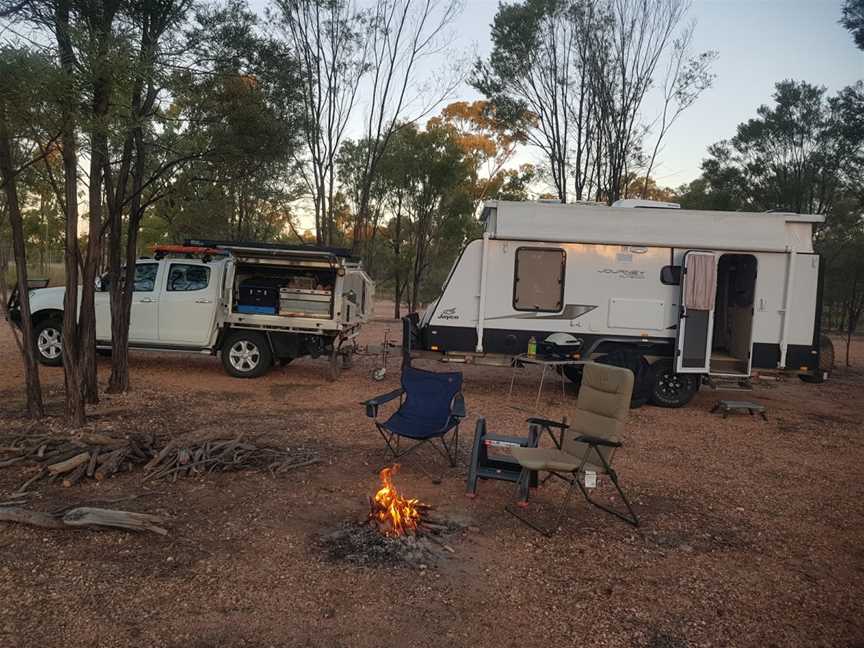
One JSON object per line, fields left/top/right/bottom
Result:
{"left": 427, "top": 100, "right": 533, "bottom": 209}
{"left": 842, "top": 0, "right": 864, "bottom": 50}
{"left": 682, "top": 80, "right": 863, "bottom": 215}
{"left": 149, "top": 1, "right": 305, "bottom": 244}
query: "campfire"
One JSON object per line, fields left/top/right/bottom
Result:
{"left": 367, "top": 464, "right": 426, "bottom": 537}
{"left": 320, "top": 465, "right": 462, "bottom": 567}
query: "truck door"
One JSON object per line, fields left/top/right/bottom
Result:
{"left": 129, "top": 262, "right": 161, "bottom": 343}
{"left": 157, "top": 261, "right": 218, "bottom": 347}
{"left": 675, "top": 251, "right": 717, "bottom": 374}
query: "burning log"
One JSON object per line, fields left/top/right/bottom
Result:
{"left": 367, "top": 465, "right": 424, "bottom": 537}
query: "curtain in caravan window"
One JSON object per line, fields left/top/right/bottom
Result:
{"left": 684, "top": 254, "right": 716, "bottom": 311}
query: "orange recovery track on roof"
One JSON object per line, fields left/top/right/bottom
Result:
{"left": 151, "top": 244, "right": 228, "bottom": 256}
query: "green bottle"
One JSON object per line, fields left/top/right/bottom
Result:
{"left": 527, "top": 336, "right": 537, "bottom": 358}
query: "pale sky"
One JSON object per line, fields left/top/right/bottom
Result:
{"left": 254, "top": 0, "right": 863, "bottom": 190}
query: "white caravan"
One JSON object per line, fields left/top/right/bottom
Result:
{"left": 406, "top": 200, "right": 825, "bottom": 407}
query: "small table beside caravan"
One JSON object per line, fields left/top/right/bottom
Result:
{"left": 507, "top": 354, "right": 584, "bottom": 411}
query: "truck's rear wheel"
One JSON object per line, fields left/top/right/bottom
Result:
{"left": 222, "top": 332, "right": 272, "bottom": 378}
{"left": 34, "top": 319, "right": 63, "bottom": 366}
{"left": 649, "top": 359, "right": 699, "bottom": 408}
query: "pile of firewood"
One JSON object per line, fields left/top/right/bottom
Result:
{"left": 0, "top": 432, "right": 158, "bottom": 492}
{"left": 0, "top": 432, "right": 320, "bottom": 490}
{"left": 143, "top": 438, "right": 320, "bottom": 481}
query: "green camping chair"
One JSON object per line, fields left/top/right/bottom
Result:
{"left": 508, "top": 362, "right": 639, "bottom": 535}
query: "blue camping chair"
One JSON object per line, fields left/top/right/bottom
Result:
{"left": 363, "top": 365, "right": 466, "bottom": 474}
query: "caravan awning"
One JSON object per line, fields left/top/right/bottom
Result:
{"left": 482, "top": 201, "right": 824, "bottom": 253}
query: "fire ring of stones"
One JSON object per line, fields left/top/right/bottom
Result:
{"left": 318, "top": 465, "right": 463, "bottom": 569}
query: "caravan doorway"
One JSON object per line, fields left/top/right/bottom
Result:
{"left": 711, "top": 254, "right": 757, "bottom": 375}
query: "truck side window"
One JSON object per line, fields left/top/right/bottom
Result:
{"left": 513, "top": 247, "right": 565, "bottom": 312}
{"left": 661, "top": 265, "right": 682, "bottom": 285}
{"left": 167, "top": 264, "right": 210, "bottom": 292}
{"left": 134, "top": 264, "right": 158, "bottom": 292}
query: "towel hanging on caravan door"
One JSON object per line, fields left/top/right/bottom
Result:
{"left": 684, "top": 254, "right": 717, "bottom": 311}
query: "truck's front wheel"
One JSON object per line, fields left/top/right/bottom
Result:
{"left": 221, "top": 331, "right": 272, "bottom": 378}
{"left": 34, "top": 319, "right": 64, "bottom": 366}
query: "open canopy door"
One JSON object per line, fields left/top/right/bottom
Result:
{"left": 676, "top": 251, "right": 716, "bottom": 373}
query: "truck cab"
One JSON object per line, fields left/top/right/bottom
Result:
{"left": 95, "top": 258, "right": 225, "bottom": 348}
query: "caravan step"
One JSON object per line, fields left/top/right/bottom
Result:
{"left": 706, "top": 376, "right": 753, "bottom": 392}
{"left": 710, "top": 357, "right": 749, "bottom": 374}
{"left": 711, "top": 399, "right": 768, "bottom": 420}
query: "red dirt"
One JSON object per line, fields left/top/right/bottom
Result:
{"left": 0, "top": 305, "right": 862, "bottom": 648}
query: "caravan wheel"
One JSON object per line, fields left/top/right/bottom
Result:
{"left": 649, "top": 359, "right": 699, "bottom": 408}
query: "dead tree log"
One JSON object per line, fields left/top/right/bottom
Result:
{"left": 0, "top": 506, "right": 168, "bottom": 534}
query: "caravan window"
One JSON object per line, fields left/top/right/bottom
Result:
{"left": 513, "top": 247, "right": 565, "bottom": 312}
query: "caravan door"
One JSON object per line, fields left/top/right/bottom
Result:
{"left": 675, "top": 251, "right": 717, "bottom": 374}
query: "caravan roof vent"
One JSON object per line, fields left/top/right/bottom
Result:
{"left": 612, "top": 199, "right": 680, "bottom": 209}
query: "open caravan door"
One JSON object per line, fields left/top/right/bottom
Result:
{"left": 676, "top": 251, "right": 717, "bottom": 373}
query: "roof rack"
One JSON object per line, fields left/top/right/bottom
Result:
{"left": 152, "top": 244, "right": 229, "bottom": 259}
{"left": 184, "top": 239, "right": 356, "bottom": 259}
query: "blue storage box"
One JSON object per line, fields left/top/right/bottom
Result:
{"left": 236, "top": 304, "right": 277, "bottom": 315}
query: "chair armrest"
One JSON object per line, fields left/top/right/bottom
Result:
{"left": 526, "top": 417, "right": 569, "bottom": 429}
{"left": 450, "top": 393, "right": 466, "bottom": 419}
{"left": 361, "top": 388, "right": 404, "bottom": 418}
{"left": 573, "top": 435, "right": 621, "bottom": 448}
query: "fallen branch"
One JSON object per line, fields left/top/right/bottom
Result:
{"left": 0, "top": 506, "right": 168, "bottom": 535}
{"left": 2, "top": 433, "right": 157, "bottom": 491}
{"left": 47, "top": 452, "right": 90, "bottom": 476}
{"left": 144, "top": 439, "right": 319, "bottom": 481}
{"left": 2, "top": 432, "right": 320, "bottom": 488}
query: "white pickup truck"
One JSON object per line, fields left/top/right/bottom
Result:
{"left": 8, "top": 241, "right": 374, "bottom": 379}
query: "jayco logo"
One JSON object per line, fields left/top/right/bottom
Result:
{"left": 438, "top": 308, "right": 459, "bottom": 320}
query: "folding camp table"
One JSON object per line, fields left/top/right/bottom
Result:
{"left": 507, "top": 354, "right": 584, "bottom": 410}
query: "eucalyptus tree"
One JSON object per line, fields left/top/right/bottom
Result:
{"left": 273, "top": 0, "right": 367, "bottom": 246}
{"left": 472, "top": 0, "right": 583, "bottom": 203}
{"left": 475, "top": 0, "right": 712, "bottom": 203}
{"left": 0, "top": 47, "right": 56, "bottom": 419}
{"left": 349, "top": 0, "right": 464, "bottom": 258}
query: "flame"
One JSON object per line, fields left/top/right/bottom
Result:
{"left": 369, "top": 464, "right": 422, "bottom": 537}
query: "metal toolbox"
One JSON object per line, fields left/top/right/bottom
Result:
{"left": 279, "top": 288, "right": 332, "bottom": 318}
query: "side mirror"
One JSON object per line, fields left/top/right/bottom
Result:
{"left": 94, "top": 276, "right": 102, "bottom": 291}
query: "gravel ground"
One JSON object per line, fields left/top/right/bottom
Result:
{"left": 0, "top": 303, "right": 862, "bottom": 648}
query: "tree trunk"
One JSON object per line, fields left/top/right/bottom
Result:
{"left": 108, "top": 126, "right": 147, "bottom": 394}
{"left": 392, "top": 195, "right": 403, "bottom": 320}
{"left": 0, "top": 114, "right": 44, "bottom": 418}
{"left": 80, "top": 42, "right": 113, "bottom": 405}
{"left": 56, "top": 0, "right": 86, "bottom": 427}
